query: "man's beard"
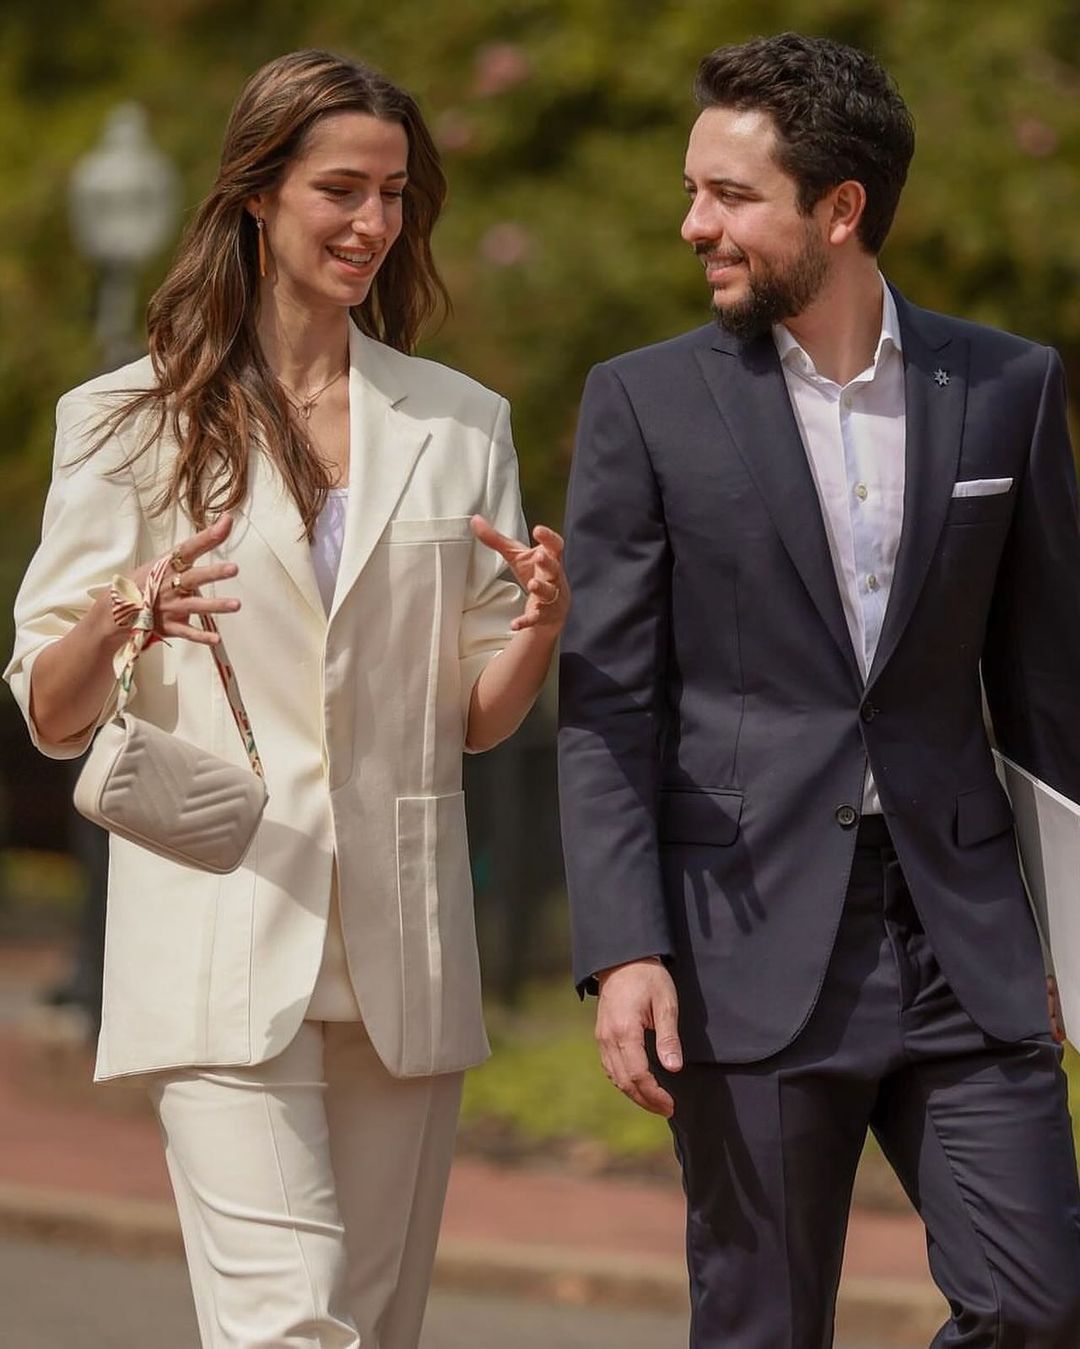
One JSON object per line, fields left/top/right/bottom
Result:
{"left": 705, "top": 231, "right": 828, "bottom": 340}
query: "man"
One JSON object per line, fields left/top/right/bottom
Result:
{"left": 558, "top": 32, "right": 1080, "bottom": 1348}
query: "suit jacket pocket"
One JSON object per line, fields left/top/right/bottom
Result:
{"left": 659, "top": 788, "right": 743, "bottom": 846}
{"left": 955, "top": 781, "right": 1014, "bottom": 846}
{"left": 386, "top": 516, "right": 474, "bottom": 544}
{"left": 395, "top": 790, "right": 483, "bottom": 1072}
{"left": 942, "top": 493, "right": 1014, "bottom": 527}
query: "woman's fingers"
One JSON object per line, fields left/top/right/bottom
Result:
{"left": 470, "top": 515, "right": 567, "bottom": 632}
{"left": 531, "top": 524, "right": 564, "bottom": 558}
{"left": 153, "top": 538, "right": 240, "bottom": 644}
{"left": 168, "top": 561, "right": 239, "bottom": 593}
{"left": 527, "top": 577, "right": 561, "bottom": 602}
{"left": 530, "top": 546, "right": 559, "bottom": 580}
{"left": 158, "top": 619, "right": 223, "bottom": 647}
{"left": 169, "top": 513, "right": 235, "bottom": 573}
{"left": 162, "top": 595, "right": 241, "bottom": 616}
{"left": 158, "top": 593, "right": 241, "bottom": 644}
{"left": 470, "top": 514, "right": 522, "bottom": 562}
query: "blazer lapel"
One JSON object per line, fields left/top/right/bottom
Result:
{"left": 242, "top": 440, "right": 326, "bottom": 624}
{"left": 328, "top": 324, "right": 429, "bottom": 623}
{"left": 867, "top": 294, "right": 969, "bottom": 684}
{"left": 694, "top": 331, "right": 861, "bottom": 685}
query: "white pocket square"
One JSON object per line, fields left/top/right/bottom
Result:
{"left": 951, "top": 478, "right": 1013, "bottom": 498}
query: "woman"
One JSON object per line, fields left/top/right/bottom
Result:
{"left": 5, "top": 50, "right": 567, "bottom": 1349}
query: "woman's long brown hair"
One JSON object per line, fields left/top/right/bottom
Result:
{"left": 92, "top": 50, "right": 449, "bottom": 538}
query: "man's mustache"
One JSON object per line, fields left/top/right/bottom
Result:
{"left": 694, "top": 244, "right": 747, "bottom": 266}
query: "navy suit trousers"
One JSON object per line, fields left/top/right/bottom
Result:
{"left": 657, "top": 820, "right": 1080, "bottom": 1348}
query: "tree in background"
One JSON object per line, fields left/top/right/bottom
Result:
{"left": 1, "top": 0, "right": 1077, "bottom": 664}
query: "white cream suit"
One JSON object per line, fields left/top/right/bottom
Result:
{"left": 5, "top": 322, "right": 527, "bottom": 1345}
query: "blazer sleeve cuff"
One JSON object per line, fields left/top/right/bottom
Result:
{"left": 5, "top": 640, "right": 114, "bottom": 761}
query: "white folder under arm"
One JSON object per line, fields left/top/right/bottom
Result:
{"left": 994, "top": 751, "right": 1080, "bottom": 1044}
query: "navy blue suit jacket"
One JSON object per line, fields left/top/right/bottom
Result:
{"left": 558, "top": 289, "right": 1080, "bottom": 1062}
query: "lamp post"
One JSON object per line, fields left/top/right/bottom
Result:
{"left": 69, "top": 102, "right": 180, "bottom": 370}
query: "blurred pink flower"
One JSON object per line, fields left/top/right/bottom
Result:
{"left": 479, "top": 223, "right": 532, "bottom": 268}
{"left": 473, "top": 42, "right": 532, "bottom": 98}
{"left": 1014, "top": 117, "right": 1059, "bottom": 157}
{"left": 435, "top": 109, "right": 476, "bottom": 153}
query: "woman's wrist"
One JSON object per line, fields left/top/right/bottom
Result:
{"left": 511, "top": 617, "right": 562, "bottom": 649}
{"left": 89, "top": 589, "right": 131, "bottom": 657}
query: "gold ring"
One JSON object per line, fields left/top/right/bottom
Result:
{"left": 170, "top": 574, "right": 191, "bottom": 594}
{"left": 540, "top": 585, "right": 561, "bottom": 606}
{"left": 169, "top": 551, "right": 190, "bottom": 573}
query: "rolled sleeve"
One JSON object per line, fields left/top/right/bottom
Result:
{"left": 4, "top": 392, "right": 142, "bottom": 758}
{"left": 458, "top": 397, "right": 527, "bottom": 735}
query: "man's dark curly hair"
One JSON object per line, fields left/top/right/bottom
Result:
{"left": 694, "top": 33, "right": 915, "bottom": 254}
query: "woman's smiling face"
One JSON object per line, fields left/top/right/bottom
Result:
{"left": 252, "top": 110, "right": 409, "bottom": 313}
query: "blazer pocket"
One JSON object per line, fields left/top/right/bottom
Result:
{"left": 386, "top": 516, "right": 474, "bottom": 544}
{"left": 955, "top": 781, "right": 1014, "bottom": 847}
{"left": 659, "top": 788, "right": 743, "bottom": 846}
{"left": 943, "top": 492, "right": 1014, "bottom": 527}
{"left": 395, "top": 790, "right": 478, "bottom": 1070}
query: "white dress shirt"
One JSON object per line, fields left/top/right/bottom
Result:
{"left": 773, "top": 279, "right": 906, "bottom": 814}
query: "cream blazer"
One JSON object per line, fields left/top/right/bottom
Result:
{"left": 5, "top": 323, "right": 526, "bottom": 1081}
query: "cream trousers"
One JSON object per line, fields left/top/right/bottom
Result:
{"left": 148, "top": 1018, "right": 463, "bottom": 1349}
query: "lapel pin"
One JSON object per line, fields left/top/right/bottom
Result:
{"left": 933, "top": 368, "right": 950, "bottom": 387}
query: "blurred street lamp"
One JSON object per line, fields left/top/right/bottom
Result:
{"left": 69, "top": 102, "right": 180, "bottom": 370}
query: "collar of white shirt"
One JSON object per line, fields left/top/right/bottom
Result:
{"left": 772, "top": 274, "right": 903, "bottom": 383}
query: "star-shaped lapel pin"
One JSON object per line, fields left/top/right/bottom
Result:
{"left": 933, "top": 368, "right": 950, "bottom": 387}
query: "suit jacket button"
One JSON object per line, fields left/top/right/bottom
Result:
{"left": 861, "top": 703, "right": 879, "bottom": 723}
{"left": 835, "top": 805, "right": 859, "bottom": 829}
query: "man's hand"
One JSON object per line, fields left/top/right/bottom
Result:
{"left": 1048, "top": 975, "right": 1066, "bottom": 1045}
{"left": 595, "top": 958, "right": 682, "bottom": 1118}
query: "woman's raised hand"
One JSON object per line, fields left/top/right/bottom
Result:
{"left": 470, "top": 516, "right": 570, "bottom": 633}
{"left": 131, "top": 514, "right": 241, "bottom": 647}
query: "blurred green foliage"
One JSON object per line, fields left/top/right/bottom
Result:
{"left": 463, "top": 982, "right": 1080, "bottom": 1172}
{"left": 464, "top": 979, "right": 670, "bottom": 1158}
{"left": 1, "top": 0, "right": 1078, "bottom": 642}
{"left": 1, "top": 3, "right": 1077, "bottom": 1186}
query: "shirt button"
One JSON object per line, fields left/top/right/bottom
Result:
{"left": 854, "top": 483, "right": 868, "bottom": 501}
{"left": 842, "top": 393, "right": 853, "bottom": 409}
{"left": 835, "top": 805, "right": 859, "bottom": 829}
{"left": 867, "top": 574, "right": 880, "bottom": 592}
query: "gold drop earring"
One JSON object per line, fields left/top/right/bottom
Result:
{"left": 255, "top": 215, "right": 267, "bottom": 279}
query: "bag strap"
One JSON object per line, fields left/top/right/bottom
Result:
{"left": 112, "top": 556, "right": 265, "bottom": 779}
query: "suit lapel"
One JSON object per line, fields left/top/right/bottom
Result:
{"left": 328, "top": 324, "right": 429, "bottom": 623}
{"left": 867, "top": 294, "right": 969, "bottom": 684}
{"left": 694, "top": 331, "right": 861, "bottom": 685}
{"left": 242, "top": 438, "right": 326, "bottom": 624}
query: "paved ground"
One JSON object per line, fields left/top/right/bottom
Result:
{"left": 0, "top": 1237, "right": 891, "bottom": 1348}
{"left": 0, "top": 1237, "right": 695, "bottom": 1348}
{"left": 0, "top": 943, "right": 944, "bottom": 1347}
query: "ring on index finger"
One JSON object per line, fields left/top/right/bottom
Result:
{"left": 170, "top": 574, "right": 193, "bottom": 594}
{"left": 169, "top": 550, "right": 191, "bottom": 573}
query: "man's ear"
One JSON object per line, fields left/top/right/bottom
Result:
{"left": 826, "top": 180, "right": 867, "bottom": 247}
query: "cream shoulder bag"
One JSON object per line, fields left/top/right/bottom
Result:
{"left": 74, "top": 556, "right": 268, "bottom": 874}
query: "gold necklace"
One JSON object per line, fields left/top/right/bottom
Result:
{"left": 277, "top": 365, "right": 348, "bottom": 420}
